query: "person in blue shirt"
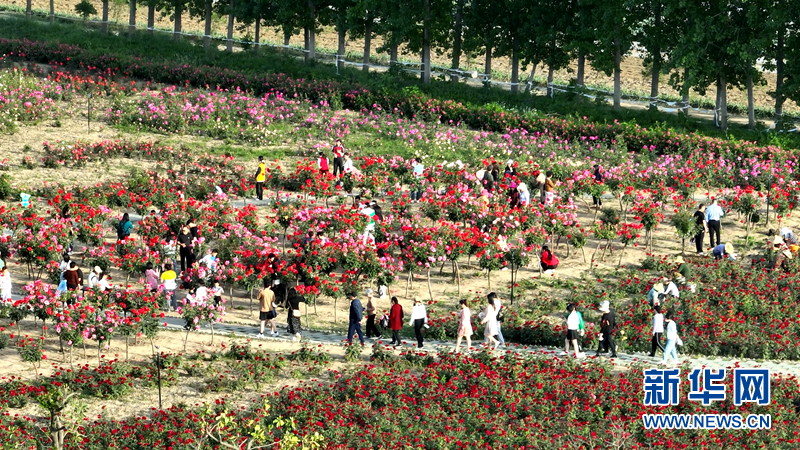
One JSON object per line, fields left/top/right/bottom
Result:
{"left": 712, "top": 242, "right": 736, "bottom": 261}
{"left": 347, "top": 293, "right": 365, "bottom": 345}
{"left": 705, "top": 199, "right": 725, "bottom": 248}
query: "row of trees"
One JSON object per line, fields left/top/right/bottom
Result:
{"left": 26, "top": 0, "right": 800, "bottom": 130}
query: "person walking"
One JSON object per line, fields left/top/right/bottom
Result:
{"left": 409, "top": 296, "right": 428, "bottom": 348}
{"left": 177, "top": 225, "right": 195, "bottom": 273}
{"left": 332, "top": 139, "right": 345, "bottom": 178}
{"left": 144, "top": 262, "right": 159, "bottom": 293}
{"left": 649, "top": 305, "right": 666, "bottom": 357}
{"left": 662, "top": 311, "right": 682, "bottom": 365}
{"left": 455, "top": 299, "right": 473, "bottom": 352}
{"left": 346, "top": 292, "right": 365, "bottom": 345}
{"left": 705, "top": 199, "right": 724, "bottom": 248}
{"left": 693, "top": 204, "right": 708, "bottom": 254}
{"left": 286, "top": 287, "right": 304, "bottom": 340}
{"left": 592, "top": 165, "right": 604, "bottom": 207}
{"left": 564, "top": 303, "right": 585, "bottom": 358}
{"left": 257, "top": 280, "right": 277, "bottom": 338}
{"left": 0, "top": 263, "right": 11, "bottom": 304}
{"left": 488, "top": 292, "right": 506, "bottom": 347}
{"left": 364, "top": 289, "right": 382, "bottom": 339}
{"left": 254, "top": 156, "right": 266, "bottom": 201}
{"left": 388, "top": 296, "right": 404, "bottom": 345}
{"left": 411, "top": 158, "right": 425, "bottom": 202}
{"left": 480, "top": 297, "right": 501, "bottom": 350}
{"left": 595, "top": 301, "right": 617, "bottom": 358}
{"left": 64, "top": 262, "right": 81, "bottom": 291}
{"left": 160, "top": 263, "right": 178, "bottom": 311}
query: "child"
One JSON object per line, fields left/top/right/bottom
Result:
{"left": 317, "top": 152, "right": 330, "bottom": 175}
{"left": 212, "top": 280, "right": 224, "bottom": 306}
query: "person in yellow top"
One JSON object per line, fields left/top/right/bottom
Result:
{"left": 254, "top": 156, "right": 266, "bottom": 201}
{"left": 160, "top": 263, "right": 178, "bottom": 311}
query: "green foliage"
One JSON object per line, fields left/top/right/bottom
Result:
{"left": 671, "top": 209, "right": 698, "bottom": 239}
{"left": 343, "top": 343, "right": 364, "bottom": 362}
{"left": 74, "top": 0, "right": 97, "bottom": 20}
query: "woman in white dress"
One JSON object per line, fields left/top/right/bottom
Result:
{"left": 0, "top": 263, "right": 11, "bottom": 304}
{"left": 480, "top": 297, "right": 501, "bottom": 349}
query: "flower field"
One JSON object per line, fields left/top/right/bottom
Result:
{"left": 1, "top": 23, "right": 800, "bottom": 449}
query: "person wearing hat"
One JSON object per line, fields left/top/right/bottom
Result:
{"left": 771, "top": 235, "right": 793, "bottom": 272}
{"left": 595, "top": 301, "right": 617, "bottom": 358}
{"left": 88, "top": 266, "right": 103, "bottom": 290}
{"left": 674, "top": 255, "right": 691, "bottom": 280}
{"left": 504, "top": 160, "right": 517, "bottom": 179}
{"left": 517, "top": 183, "right": 530, "bottom": 207}
{"left": 347, "top": 292, "right": 365, "bottom": 345}
{"left": 712, "top": 242, "right": 736, "bottom": 261}
{"left": 647, "top": 282, "right": 666, "bottom": 307}
{"left": 649, "top": 305, "right": 666, "bottom": 358}
{"left": 409, "top": 296, "right": 429, "bottom": 348}
{"left": 364, "top": 288, "right": 382, "bottom": 340}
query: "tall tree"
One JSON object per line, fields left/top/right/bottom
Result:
{"left": 495, "top": 0, "right": 531, "bottom": 93}
{"left": 585, "top": 0, "right": 642, "bottom": 110}
{"left": 235, "top": 0, "right": 280, "bottom": 52}
{"left": 347, "top": 0, "right": 380, "bottom": 71}
{"left": 449, "top": 0, "right": 465, "bottom": 81}
{"left": 521, "top": 0, "right": 573, "bottom": 95}
{"left": 636, "top": 0, "right": 680, "bottom": 109}
{"left": 102, "top": 0, "right": 109, "bottom": 33}
{"left": 462, "top": 0, "right": 501, "bottom": 77}
{"left": 128, "top": 0, "right": 136, "bottom": 36}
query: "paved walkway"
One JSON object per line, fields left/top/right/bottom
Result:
{"left": 163, "top": 316, "right": 800, "bottom": 377}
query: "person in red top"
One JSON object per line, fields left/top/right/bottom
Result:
{"left": 388, "top": 296, "right": 404, "bottom": 346}
{"left": 541, "top": 245, "right": 559, "bottom": 273}
{"left": 317, "top": 152, "right": 330, "bottom": 174}
{"left": 331, "top": 139, "right": 345, "bottom": 178}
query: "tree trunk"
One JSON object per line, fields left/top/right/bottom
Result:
{"left": 102, "top": 0, "right": 109, "bottom": 34}
{"left": 336, "top": 24, "right": 346, "bottom": 71}
{"left": 173, "top": 1, "right": 182, "bottom": 42}
{"left": 306, "top": 0, "right": 316, "bottom": 61}
{"left": 747, "top": 67, "right": 755, "bottom": 129}
{"left": 510, "top": 38, "right": 519, "bottom": 93}
{"left": 775, "top": 29, "right": 784, "bottom": 122}
{"left": 128, "top": 0, "right": 136, "bottom": 36}
{"left": 49, "top": 0, "right": 54, "bottom": 23}
{"left": 718, "top": 72, "right": 727, "bottom": 131}
{"left": 283, "top": 29, "right": 291, "bottom": 46}
{"left": 226, "top": 0, "right": 235, "bottom": 52}
{"left": 576, "top": 51, "right": 585, "bottom": 86}
{"left": 547, "top": 65, "right": 554, "bottom": 97}
{"left": 613, "top": 36, "right": 621, "bottom": 110}
{"left": 254, "top": 18, "right": 260, "bottom": 51}
{"left": 484, "top": 39, "right": 493, "bottom": 77}
{"left": 524, "top": 64, "right": 536, "bottom": 93}
{"left": 426, "top": 268, "right": 433, "bottom": 302}
{"left": 450, "top": 0, "right": 464, "bottom": 81}
{"left": 422, "top": 0, "right": 431, "bottom": 84}
{"left": 390, "top": 43, "right": 398, "bottom": 65}
{"left": 649, "top": 4, "right": 661, "bottom": 109}
{"left": 26, "top": 0, "right": 31, "bottom": 18}
{"left": 681, "top": 68, "right": 690, "bottom": 115}
{"left": 363, "top": 20, "right": 372, "bottom": 72}
{"left": 147, "top": 3, "right": 155, "bottom": 35}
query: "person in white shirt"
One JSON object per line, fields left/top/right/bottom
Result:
{"left": 195, "top": 280, "right": 209, "bottom": 302}
{"left": 408, "top": 296, "right": 428, "bottom": 348}
{"left": 662, "top": 311, "right": 682, "bottom": 365}
{"left": 410, "top": 158, "right": 424, "bottom": 202}
{"left": 199, "top": 249, "right": 218, "bottom": 273}
{"left": 0, "top": 264, "right": 11, "bottom": 304}
{"left": 97, "top": 273, "right": 111, "bottom": 293}
{"left": 359, "top": 200, "right": 376, "bottom": 245}
{"left": 649, "top": 305, "right": 665, "bottom": 357}
{"left": 88, "top": 266, "right": 102, "bottom": 289}
{"left": 488, "top": 292, "right": 506, "bottom": 346}
{"left": 59, "top": 254, "right": 71, "bottom": 280}
{"left": 479, "top": 297, "right": 501, "bottom": 350}
{"left": 564, "top": 303, "right": 585, "bottom": 358}
{"left": 342, "top": 153, "right": 361, "bottom": 177}
{"left": 664, "top": 279, "right": 680, "bottom": 299}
